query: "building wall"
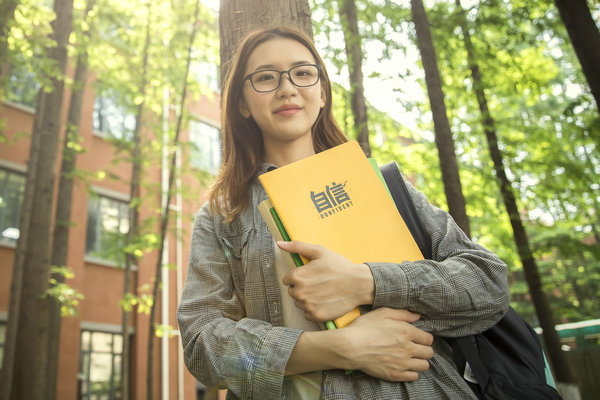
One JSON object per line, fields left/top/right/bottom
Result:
{"left": 0, "top": 66, "right": 221, "bottom": 399}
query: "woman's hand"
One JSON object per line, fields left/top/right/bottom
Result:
{"left": 278, "top": 240, "right": 375, "bottom": 322}
{"left": 342, "top": 307, "right": 434, "bottom": 381}
{"left": 287, "top": 307, "right": 434, "bottom": 382}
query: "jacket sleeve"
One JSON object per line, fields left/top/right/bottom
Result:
{"left": 367, "top": 180, "right": 510, "bottom": 337}
{"left": 176, "top": 203, "right": 302, "bottom": 399}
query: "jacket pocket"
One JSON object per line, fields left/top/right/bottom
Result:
{"left": 220, "top": 229, "right": 252, "bottom": 296}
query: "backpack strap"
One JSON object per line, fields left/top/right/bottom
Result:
{"left": 380, "top": 161, "right": 492, "bottom": 391}
{"left": 380, "top": 162, "right": 432, "bottom": 259}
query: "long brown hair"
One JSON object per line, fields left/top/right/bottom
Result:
{"left": 209, "top": 26, "right": 347, "bottom": 222}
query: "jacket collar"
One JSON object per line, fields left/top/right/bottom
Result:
{"left": 258, "top": 162, "right": 278, "bottom": 176}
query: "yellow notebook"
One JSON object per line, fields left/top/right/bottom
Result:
{"left": 259, "top": 140, "right": 423, "bottom": 328}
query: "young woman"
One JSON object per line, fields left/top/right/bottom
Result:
{"left": 177, "top": 26, "right": 510, "bottom": 399}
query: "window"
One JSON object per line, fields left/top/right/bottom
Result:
{"left": 190, "top": 56, "right": 220, "bottom": 93}
{"left": 92, "top": 95, "right": 135, "bottom": 141}
{"left": 85, "top": 194, "right": 129, "bottom": 265}
{"left": 4, "top": 67, "right": 39, "bottom": 109}
{"left": 0, "top": 167, "right": 26, "bottom": 243}
{"left": 189, "top": 120, "right": 221, "bottom": 173}
{"left": 78, "top": 329, "right": 123, "bottom": 400}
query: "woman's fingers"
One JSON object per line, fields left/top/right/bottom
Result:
{"left": 410, "top": 341, "right": 435, "bottom": 361}
{"left": 407, "top": 358, "right": 432, "bottom": 373}
{"left": 277, "top": 240, "right": 323, "bottom": 260}
{"left": 406, "top": 324, "right": 434, "bottom": 347}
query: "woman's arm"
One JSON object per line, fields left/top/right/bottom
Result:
{"left": 177, "top": 204, "right": 303, "bottom": 399}
{"left": 368, "top": 180, "right": 510, "bottom": 336}
{"left": 286, "top": 308, "right": 434, "bottom": 382}
{"left": 280, "top": 181, "right": 509, "bottom": 337}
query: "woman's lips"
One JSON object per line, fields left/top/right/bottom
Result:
{"left": 275, "top": 105, "right": 301, "bottom": 116}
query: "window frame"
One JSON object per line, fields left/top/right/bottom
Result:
{"left": 84, "top": 186, "right": 130, "bottom": 267}
{"left": 2, "top": 65, "right": 40, "bottom": 110}
{"left": 92, "top": 92, "right": 136, "bottom": 141}
{"left": 188, "top": 118, "right": 222, "bottom": 174}
{"left": 78, "top": 323, "right": 124, "bottom": 400}
{"left": 189, "top": 57, "right": 220, "bottom": 94}
{"left": 0, "top": 162, "right": 27, "bottom": 247}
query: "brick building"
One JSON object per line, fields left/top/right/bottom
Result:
{"left": 0, "top": 61, "right": 221, "bottom": 399}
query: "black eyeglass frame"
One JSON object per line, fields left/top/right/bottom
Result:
{"left": 243, "top": 64, "right": 323, "bottom": 93}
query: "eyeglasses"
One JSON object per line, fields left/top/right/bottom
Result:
{"left": 244, "top": 64, "right": 322, "bottom": 93}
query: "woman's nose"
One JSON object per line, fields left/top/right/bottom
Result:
{"left": 277, "top": 72, "right": 297, "bottom": 95}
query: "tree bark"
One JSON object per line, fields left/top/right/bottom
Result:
{"left": 338, "top": 0, "right": 371, "bottom": 156}
{"left": 455, "top": 0, "right": 578, "bottom": 392}
{"left": 0, "top": 60, "right": 43, "bottom": 400}
{"left": 218, "top": 0, "right": 313, "bottom": 87}
{"left": 145, "top": 0, "right": 203, "bottom": 397}
{"left": 45, "top": 2, "right": 94, "bottom": 398}
{"left": 554, "top": 0, "right": 600, "bottom": 115}
{"left": 4, "top": 0, "right": 73, "bottom": 399}
{"left": 45, "top": 62, "right": 87, "bottom": 400}
{"left": 123, "top": 3, "right": 152, "bottom": 399}
{"left": 410, "top": 0, "right": 471, "bottom": 237}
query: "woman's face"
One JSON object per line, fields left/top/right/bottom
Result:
{"left": 240, "top": 38, "right": 325, "bottom": 150}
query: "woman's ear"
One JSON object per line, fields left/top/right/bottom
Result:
{"left": 239, "top": 99, "right": 251, "bottom": 118}
{"left": 320, "top": 84, "right": 326, "bottom": 109}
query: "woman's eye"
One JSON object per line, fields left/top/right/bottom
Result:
{"left": 292, "top": 66, "right": 318, "bottom": 80}
{"left": 294, "top": 69, "right": 312, "bottom": 77}
{"left": 254, "top": 72, "right": 276, "bottom": 82}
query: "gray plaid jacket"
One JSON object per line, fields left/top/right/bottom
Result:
{"left": 177, "top": 164, "right": 510, "bottom": 399}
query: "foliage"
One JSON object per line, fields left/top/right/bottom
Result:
{"left": 155, "top": 324, "right": 178, "bottom": 338}
{"left": 120, "top": 284, "right": 153, "bottom": 314}
{"left": 312, "top": 0, "right": 600, "bottom": 325}
{"left": 3, "top": 0, "right": 220, "bottom": 327}
{"left": 423, "top": 0, "right": 599, "bottom": 323}
{"left": 44, "top": 266, "right": 85, "bottom": 317}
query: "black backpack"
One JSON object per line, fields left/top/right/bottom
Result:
{"left": 380, "top": 162, "right": 562, "bottom": 400}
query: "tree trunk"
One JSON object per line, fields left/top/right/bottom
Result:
{"left": 218, "top": 0, "right": 313, "bottom": 87}
{"left": 4, "top": 0, "right": 73, "bottom": 399}
{"left": 554, "top": 0, "right": 600, "bottom": 115}
{"left": 410, "top": 0, "right": 471, "bottom": 237}
{"left": 0, "top": 63, "right": 43, "bottom": 400}
{"left": 337, "top": 0, "right": 371, "bottom": 156}
{"left": 45, "top": 2, "right": 94, "bottom": 398}
{"left": 122, "top": 4, "right": 152, "bottom": 399}
{"left": 0, "top": 0, "right": 19, "bottom": 80}
{"left": 146, "top": 1, "right": 201, "bottom": 398}
{"left": 455, "top": 0, "right": 579, "bottom": 396}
